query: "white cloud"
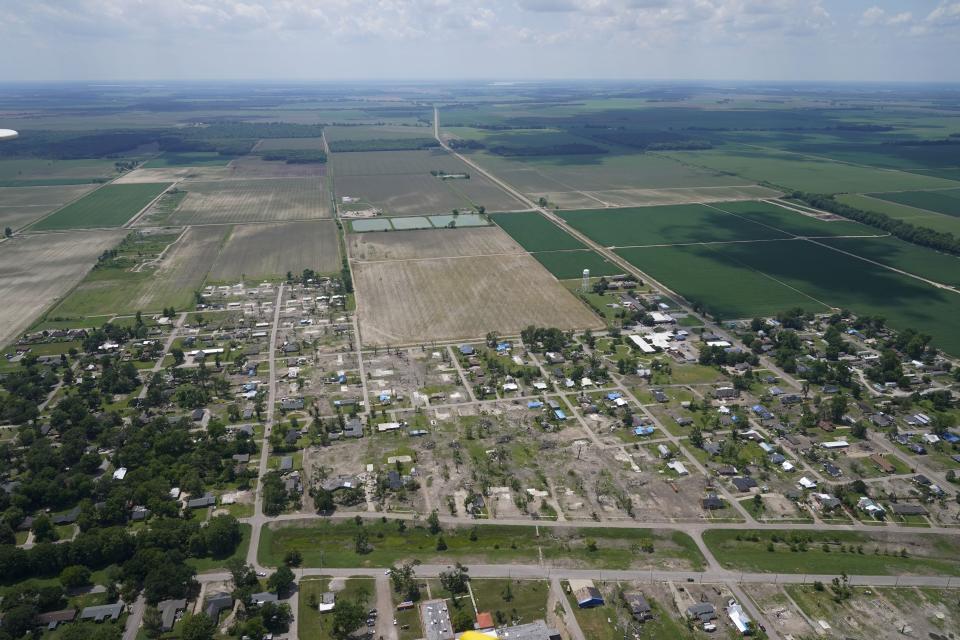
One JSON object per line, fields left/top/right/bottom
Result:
{"left": 862, "top": 6, "right": 913, "bottom": 27}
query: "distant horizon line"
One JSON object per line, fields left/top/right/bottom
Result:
{"left": 1, "top": 78, "right": 960, "bottom": 88}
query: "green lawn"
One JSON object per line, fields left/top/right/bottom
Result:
{"left": 31, "top": 183, "right": 171, "bottom": 229}
{"left": 259, "top": 520, "right": 705, "bottom": 571}
{"left": 299, "top": 577, "right": 374, "bottom": 640}
{"left": 469, "top": 579, "right": 549, "bottom": 626}
{"left": 703, "top": 529, "right": 960, "bottom": 576}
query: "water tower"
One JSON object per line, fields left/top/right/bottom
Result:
{"left": 581, "top": 268, "right": 590, "bottom": 292}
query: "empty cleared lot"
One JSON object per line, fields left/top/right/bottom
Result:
{"left": 0, "top": 230, "right": 126, "bottom": 346}
{"left": 169, "top": 178, "right": 331, "bottom": 224}
{"left": 208, "top": 221, "right": 341, "bottom": 282}
{"left": 31, "top": 183, "right": 171, "bottom": 230}
{"left": 0, "top": 184, "right": 98, "bottom": 230}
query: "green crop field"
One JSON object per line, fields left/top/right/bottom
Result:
{"left": 871, "top": 188, "right": 960, "bottom": 218}
{"left": 616, "top": 244, "right": 825, "bottom": 318}
{"left": 142, "top": 152, "right": 237, "bottom": 167}
{"left": 708, "top": 200, "right": 873, "bottom": 237}
{"left": 704, "top": 529, "right": 960, "bottom": 576}
{"left": 819, "top": 236, "right": 960, "bottom": 287}
{"left": 259, "top": 520, "right": 705, "bottom": 571}
{"left": 662, "top": 146, "right": 958, "bottom": 194}
{"left": 491, "top": 211, "right": 586, "bottom": 252}
{"left": 531, "top": 250, "right": 623, "bottom": 279}
{"left": 835, "top": 193, "right": 960, "bottom": 236}
{"left": 559, "top": 203, "right": 789, "bottom": 247}
{"left": 30, "top": 182, "right": 171, "bottom": 230}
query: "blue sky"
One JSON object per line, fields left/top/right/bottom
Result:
{"left": 0, "top": 0, "right": 957, "bottom": 82}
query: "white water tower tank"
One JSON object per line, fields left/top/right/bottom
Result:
{"left": 581, "top": 268, "right": 590, "bottom": 292}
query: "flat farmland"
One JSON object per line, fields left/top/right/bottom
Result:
{"left": 0, "top": 230, "right": 126, "bottom": 347}
{"left": 207, "top": 221, "right": 340, "bottom": 282}
{"left": 819, "top": 236, "right": 960, "bottom": 287}
{"left": 331, "top": 150, "right": 466, "bottom": 176}
{"left": 662, "top": 147, "right": 958, "bottom": 194}
{"left": 355, "top": 254, "right": 602, "bottom": 344}
{"left": 348, "top": 226, "right": 524, "bottom": 261}
{"left": 255, "top": 137, "right": 328, "bottom": 151}
{"left": 568, "top": 184, "right": 781, "bottom": 208}
{"left": 324, "top": 124, "right": 434, "bottom": 142}
{"left": 560, "top": 204, "right": 790, "bottom": 247}
{"left": 490, "top": 211, "right": 587, "bottom": 252}
{"left": 870, "top": 188, "right": 960, "bottom": 218}
{"left": 836, "top": 193, "right": 960, "bottom": 236}
{"left": 113, "top": 166, "right": 229, "bottom": 184}
{"left": 464, "top": 150, "right": 750, "bottom": 200}
{"left": 53, "top": 226, "right": 227, "bottom": 316}
{"left": 142, "top": 152, "right": 236, "bottom": 168}
{"left": 0, "top": 184, "right": 97, "bottom": 230}
{"left": 169, "top": 178, "right": 331, "bottom": 224}
{"left": 228, "top": 156, "right": 327, "bottom": 178}
{"left": 30, "top": 182, "right": 171, "bottom": 230}
{"left": 0, "top": 158, "right": 119, "bottom": 186}
{"left": 531, "top": 250, "right": 624, "bottom": 279}
{"left": 620, "top": 238, "right": 960, "bottom": 354}
{"left": 707, "top": 200, "right": 873, "bottom": 237}
{"left": 334, "top": 173, "right": 469, "bottom": 215}
{"left": 351, "top": 227, "right": 600, "bottom": 344}
{"left": 616, "top": 244, "right": 826, "bottom": 319}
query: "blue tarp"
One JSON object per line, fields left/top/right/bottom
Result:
{"left": 634, "top": 426, "right": 655, "bottom": 436}
{"left": 554, "top": 410, "right": 567, "bottom": 420}
{"left": 528, "top": 401, "right": 544, "bottom": 409}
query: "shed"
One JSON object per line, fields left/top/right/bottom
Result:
{"left": 624, "top": 592, "right": 652, "bottom": 621}
{"left": 574, "top": 586, "right": 604, "bottom": 608}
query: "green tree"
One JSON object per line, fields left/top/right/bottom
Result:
{"left": 143, "top": 606, "right": 163, "bottom": 639}
{"left": 180, "top": 613, "right": 216, "bottom": 640}
{"left": 427, "top": 509, "right": 441, "bottom": 535}
{"left": 267, "top": 565, "right": 295, "bottom": 595}
{"left": 331, "top": 599, "right": 367, "bottom": 639}
{"left": 59, "top": 565, "right": 92, "bottom": 589}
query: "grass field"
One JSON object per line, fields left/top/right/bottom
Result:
{"left": 870, "top": 188, "right": 960, "bottom": 218}
{"left": 490, "top": 211, "right": 586, "bottom": 252}
{"left": 169, "top": 178, "right": 330, "bottom": 224}
{"left": 142, "top": 152, "right": 237, "bottom": 168}
{"left": 469, "top": 579, "right": 549, "bottom": 627}
{"left": 0, "top": 158, "right": 119, "bottom": 185}
{"left": 207, "top": 220, "right": 340, "bottom": 282}
{"left": 255, "top": 137, "right": 328, "bottom": 151}
{"left": 662, "top": 146, "right": 959, "bottom": 194}
{"left": 299, "top": 577, "right": 374, "bottom": 640}
{"left": 260, "top": 520, "right": 705, "bottom": 570}
{"left": 30, "top": 182, "right": 170, "bottom": 230}
{"left": 703, "top": 529, "right": 960, "bottom": 576}
{"left": 708, "top": 199, "right": 873, "bottom": 237}
{"left": 0, "top": 230, "right": 126, "bottom": 348}
{"left": 324, "top": 124, "right": 435, "bottom": 142}
{"left": 0, "top": 184, "right": 98, "bottom": 230}
{"left": 52, "top": 226, "right": 227, "bottom": 316}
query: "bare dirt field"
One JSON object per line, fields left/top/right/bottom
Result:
{"left": 330, "top": 150, "right": 467, "bottom": 177}
{"left": 132, "top": 225, "right": 227, "bottom": 310}
{"left": 114, "top": 167, "right": 230, "bottom": 184}
{"left": 207, "top": 221, "right": 341, "bottom": 282}
{"left": 354, "top": 252, "right": 602, "bottom": 344}
{"left": 168, "top": 178, "right": 331, "bottom": 224}
{"left": 537, "top": 184, "right": 782, "bottom": 209}
{"left": 227, "top": 157, "right": 327, "bottom": 179}
{"left": 0, "top": 184, "right": 98, "bottom": 229}
{"left": 348, "top": 227, "right": 525, "bottom": 262}
{"left": 334, "top": 174, "right": 469, "bottom": 216}
{"left": 0, "top": 230, "right": 126, "bottom": 346}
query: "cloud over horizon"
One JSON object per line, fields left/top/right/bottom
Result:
{"left": 0, "top": 0, "right": 957, "bottom": 82}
